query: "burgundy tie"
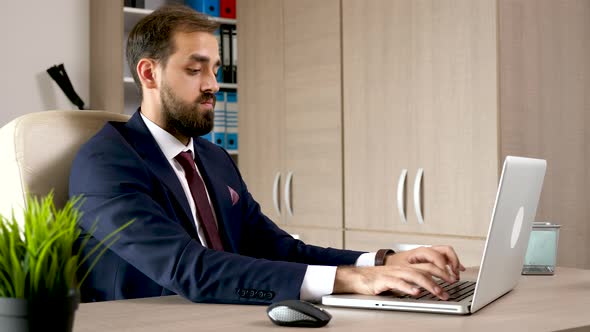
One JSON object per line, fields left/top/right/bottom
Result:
{"left": 175, "top": 150, "right": 224, "bottom": 251}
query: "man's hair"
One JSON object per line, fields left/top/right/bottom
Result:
{"left": 126, "top": 5, "right": 220, "bottom": 95}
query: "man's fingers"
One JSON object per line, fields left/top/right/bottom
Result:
{"left": 405, "top": 246, "right": 465, "bottom": 278}
{"left": 381, "top": 278, "right": 420, "bottom": 297}
{"left": 342, "top": 266, "right": 451, "bottom": 300}
{"left": 391, "top": 267, "right": 449, "bottom": 300}
{"left": 431, "top": 245, "right": 463, "bottom": 276}
{"left": 411, "top": 263, "right": 455, "bottom": 283}
{"left": 409, "top": 248, "right": 448, "bottom": 272}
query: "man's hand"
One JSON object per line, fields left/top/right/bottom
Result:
{"left": 384, "top": 245, "right": 466, "bottom": 281}
{"left": 332, "top": 245, "right": 466, "bottom": 300}
{"left": 333, "top": 265, "right": 451, "bottom": 300}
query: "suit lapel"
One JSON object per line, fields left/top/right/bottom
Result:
{"left": 124, "top": 112, "right": 198, "bottom": 237}
{"left": 194, "top": 140, "right": 237, "bottom": 253}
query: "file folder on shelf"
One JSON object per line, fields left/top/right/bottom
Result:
{"left": 199, "top": 92, "right": 237, "bottom": 151}
{"left": 212, "top": 91, "right": 226, "bottom": 148}
{"left": 200, "top": 132, "right": 213, "bottom": 143}
{"left": 230, "top": 26, "right": 237, "bottom": 83}
{"left": 225, "top": 91, "right": 238, "bottom": 150}
{"left": 214, "top": 29, "right": 223, "bottom": 82}
{"left": 185, "top": 0, "right": 220, "bottom": 17}
{"left": 220, "top": 25, "right": 233, "bottom": 83}
{"left": 220, "top": 0, "right": 236, "bottom": 19}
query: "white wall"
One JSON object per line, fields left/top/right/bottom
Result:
{"left": 0, "top": 0, "right": 90, "bottom": 126}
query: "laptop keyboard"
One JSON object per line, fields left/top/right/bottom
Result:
{"left": 401, "top": 279, "right": 476, "bottom": 302}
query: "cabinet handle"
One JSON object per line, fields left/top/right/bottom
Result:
{"left": 272, "top": 172, "right": 281, "bottom": 216}
{"left": 285, "top": 171, "right": 294, "bottom": 217}
{"left": 397, "top": 169, "right": 408, "bottom": 224}
{"left": 413, "top": 168, "right": 425, "bottom": 224}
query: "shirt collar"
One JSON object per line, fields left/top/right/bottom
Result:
{"left": 140, "top": 112, "right": 195, "bottom": 161}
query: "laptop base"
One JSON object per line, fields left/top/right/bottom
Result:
{"left": 322, "top": 294, "right": 472, "bottom": 315}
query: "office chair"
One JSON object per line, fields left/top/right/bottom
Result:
{"left": 0, "top": 110, "right": 130, "bottom": 221}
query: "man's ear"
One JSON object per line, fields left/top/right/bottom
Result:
{"left": 137, "top": 58, "right": 159, "bottom": 90}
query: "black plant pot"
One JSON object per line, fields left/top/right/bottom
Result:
{"left": 0, "top": 289, "right": 79, "bottom": 332}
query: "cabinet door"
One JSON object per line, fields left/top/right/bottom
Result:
{"left": 237, "top": 0, "right": 284, "bottom": 222}
{"left": 343, "top": 0, "right": 418, "bottom": 233}
{"left": 408, "top": 0, "right": 499, "bottom": 237}
{"left": 282, "top": 0, "right": 343, "bottom": 229}
{"left": 343, "top": 0, "right": 499, "bottom": 237}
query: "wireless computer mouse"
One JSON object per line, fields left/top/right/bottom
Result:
{"left": 267, "top": 300, "right": 332, "bottom": 327}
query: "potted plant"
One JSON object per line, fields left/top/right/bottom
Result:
{"left": 0, "top": 193, "right": 133, "bottom": 332}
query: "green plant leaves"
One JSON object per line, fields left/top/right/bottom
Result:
{"left": 0, "top": 193, "right": 133, "bottom": 299}
{"left": 0, "top": 212, "right": 26, "bottom": 298}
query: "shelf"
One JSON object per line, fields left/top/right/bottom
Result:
{"left": 227, "top": 150, "right": 238, "bottom": 155}
{"left": 124, "top": 76, "right": 134, "bottom": 84}
{"left": 218, "top": 83, "right": 238, "bottom": 89}
{"left": 123, "top": 6, "right": 153, "bottom": 16}
{"left": 124, "top": 6, "right": 236, "bottom": 31}
{"left": 124, "top": 7, "right": 153, "bottom": 31}
{"left": 209, "top": 16, "right": 237, "bottom": 25}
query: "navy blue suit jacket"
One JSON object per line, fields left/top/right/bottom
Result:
{"left": 69, "top": 111, "right": 363, "bottom": 304}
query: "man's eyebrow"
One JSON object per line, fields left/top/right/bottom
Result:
{"left": 189, "top": 54, "right": 221, "bottom": 67}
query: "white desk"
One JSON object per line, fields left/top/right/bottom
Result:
{"left": 75, "top": 267, "right": 590, "bottom": 331}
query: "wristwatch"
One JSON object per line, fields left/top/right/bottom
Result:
{"left": 375, "top": 249, "right": 396, "bottom": 266}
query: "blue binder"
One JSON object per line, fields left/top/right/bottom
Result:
{"left": 200, "top": 132, "right": 213, "bottom": 143}
{"left": 225, "top": 91, "right": 238, "bottom": 150}
{"left": 185, "top": 0, "right": 220, "bottom": 17}
{"left": 212, "top": 91, "right": 226, "bottom": 148}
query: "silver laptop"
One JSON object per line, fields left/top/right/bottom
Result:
{"left": 322, "top": 156, "right": 547, "bottom": 315}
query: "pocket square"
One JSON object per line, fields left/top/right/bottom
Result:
{"left": 228, "top": 186, "right": 240, "bottom": 206}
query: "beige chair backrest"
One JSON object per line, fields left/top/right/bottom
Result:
{"left": 0, "top": 110, "right": 130, "bottom": 220}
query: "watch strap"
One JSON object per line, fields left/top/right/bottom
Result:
{"left": 375, "top": 249, "right": 395, "bottom": 266}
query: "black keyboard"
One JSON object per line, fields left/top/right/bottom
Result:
{"left": 401, "top": 279, "right": 476, "bottom": 302}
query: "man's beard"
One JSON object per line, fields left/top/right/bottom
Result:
{"left": 160, "top": 81, "right": 215, "bottom": 138}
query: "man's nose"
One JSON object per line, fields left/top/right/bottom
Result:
{"left": 201, "top": 70, "right": 220, "bottom": 93}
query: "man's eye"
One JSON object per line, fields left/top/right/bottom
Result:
{"left": 187, "top": 68, "right": 201, "bottom": 74}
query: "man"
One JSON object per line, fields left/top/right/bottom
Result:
{"left": 70, "top": 5, "right": 464, "bottom": 304}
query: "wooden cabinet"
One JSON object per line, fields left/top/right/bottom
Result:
{"left": 237, "top": 0, "right": 284, "bottom": 223}
{"left": 343, "top": 0, "right": 590, "bottom": 268}
{"left": 343, "top": 0, "right": 499, "bottom": 242}
{"left": 237, "top": 0, "right": 343, "bottom": 245}
{"left": 498, "top": 0, "right": 590, "bottom": 268}
{"left": 237, "top": 0, "right": 590, "bottom": 268}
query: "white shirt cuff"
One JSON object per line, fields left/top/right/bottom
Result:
{"left": 355, "top": 252, "right": 377, "bottom": 267}
{"left": 299, "top": 253, "right": 377, "bottom": 302}
{"left": 299, "top": 265, "right": 337, "bottom": 302}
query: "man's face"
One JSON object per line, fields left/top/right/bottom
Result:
{"left": 159, "top": 31, "right": 221, "bottom": 138}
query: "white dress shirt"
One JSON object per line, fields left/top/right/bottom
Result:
{"left": 141, "top": 113, "right": 376, "bottom": 302}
